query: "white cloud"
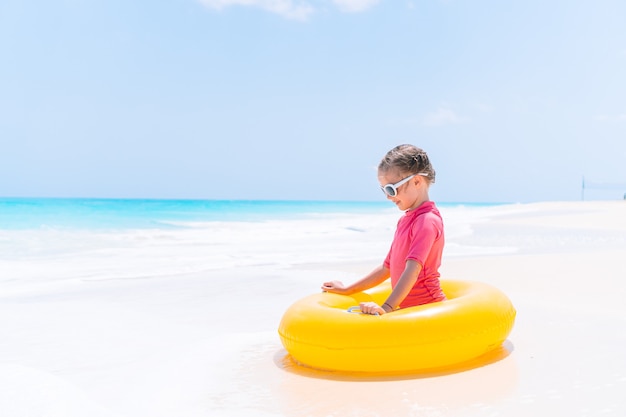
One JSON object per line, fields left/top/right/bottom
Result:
{"left": 198, "top": 0, "right": 381, "bottom": 20}
{"left": 332, "top": 0, "right": 381, "bottom": 13}
{"left": 422, "top": 107, "right": 470, "bottom": 127}
{"left": 198, "top": 0, "right": 315, "bottom": 20}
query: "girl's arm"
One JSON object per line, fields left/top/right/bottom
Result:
{"left": 382, "top": 260, "right": 421, "bottom": 311}
{"left": 321, "top": 264, "right": 390, "bottom": 295}
{"left": 359, "top": 260, "right": 421, "bottom": 315}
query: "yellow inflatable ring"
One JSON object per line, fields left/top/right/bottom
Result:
{"left": 278, "top": 280, "right": 516, "bottom": 374}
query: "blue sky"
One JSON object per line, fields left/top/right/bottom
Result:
{"left": 1, "top": 0, "right": 625, "bottom": 203}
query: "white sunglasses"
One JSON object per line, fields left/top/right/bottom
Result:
{"left": 380, "top": 173, "right": 428, "bottom": 197}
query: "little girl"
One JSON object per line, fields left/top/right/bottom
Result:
{"left": 321, "top": 144, "right": 446, "bottom": 315}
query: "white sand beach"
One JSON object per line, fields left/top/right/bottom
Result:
{"left": 1, "top": 201, "right": 625, "bottom": 416}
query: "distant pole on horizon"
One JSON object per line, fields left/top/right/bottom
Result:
{"left": 582, "top": 176, "right": 585, "bottom": 201}
{"left": 582, "top": 177, "right": 626, "bottom": 200}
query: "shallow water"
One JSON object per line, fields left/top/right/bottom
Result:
{"left": 2, "top": 200, "right": 624, "bottom": 416}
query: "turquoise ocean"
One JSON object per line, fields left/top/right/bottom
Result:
{"left": 0, "top": 197, "right": 509, "bottom": 294}
{"left": 0, "top": 197, "right": 519, "bottom": 417}
{"left": 0, "top": 198, "right": 396, "bottom": 230}
{"left": 0, "top": 198, "right": 497, "bottom": 230}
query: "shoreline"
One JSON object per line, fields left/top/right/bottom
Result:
{"left": 1, "top": 200, "right": 625, "bottom": 416}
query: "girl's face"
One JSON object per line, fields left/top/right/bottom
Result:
{"left": 378, "top": 169, "right": 428, "bottom": 211}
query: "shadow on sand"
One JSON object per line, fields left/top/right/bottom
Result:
{"left": 273, "top": 339, "right": 515, "bottom": 381}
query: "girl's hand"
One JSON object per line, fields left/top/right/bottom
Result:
{"left": 321, "top": 280, "right": 347, "bottom": 294}
{"left": 359, "top": 301, "right": 385, "bottom": 315}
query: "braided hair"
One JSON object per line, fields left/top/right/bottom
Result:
{"left": 378, "top": 144, "right": 436, "bottom": 183}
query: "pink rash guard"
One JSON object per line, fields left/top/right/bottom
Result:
{"left": 383, "top": 201, "right": 446, "bottom": 308}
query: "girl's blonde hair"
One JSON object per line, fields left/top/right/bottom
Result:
{"left": 378, "top": 144, "right": 436, "bottom": 183}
